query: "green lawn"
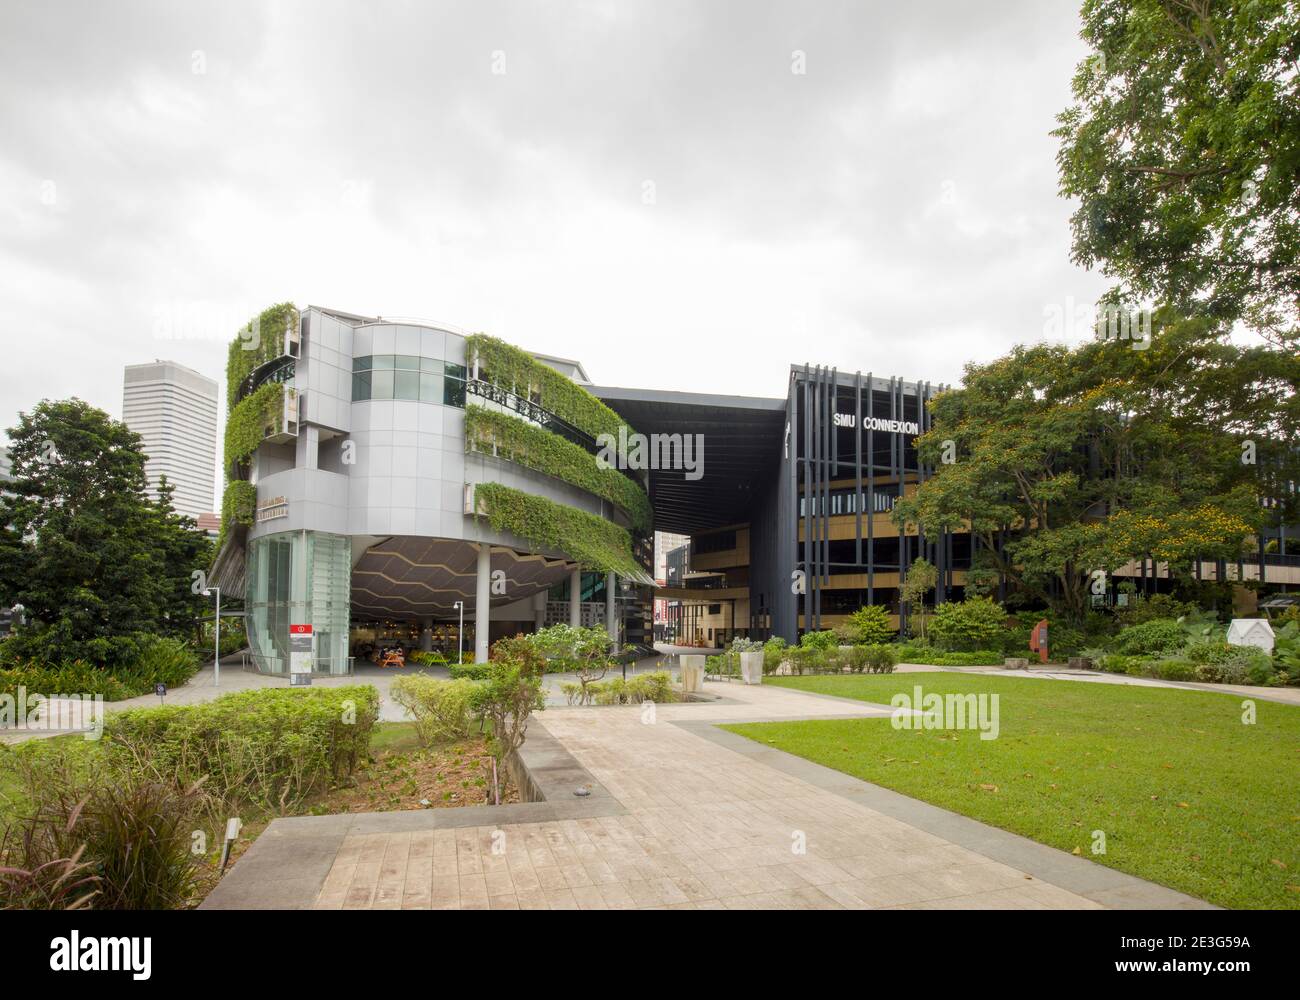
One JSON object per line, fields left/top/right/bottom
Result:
{"left": 723, "top": 674, "right": 1300, "bottom": 909}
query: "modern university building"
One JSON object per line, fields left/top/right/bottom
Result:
{"left": 210, "top": 303, "right": 1298, "bottom": 675}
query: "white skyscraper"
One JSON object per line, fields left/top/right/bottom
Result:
{"left": 122, "top": 361, "right": 219, "bottom": 521}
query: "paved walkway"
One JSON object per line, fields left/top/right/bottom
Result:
{"left": 204, "top": 678, "right": 1210, "bottom": 911}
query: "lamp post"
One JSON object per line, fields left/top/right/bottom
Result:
{"left": 453, "top": 600, "right": 464, "bottom": 666}
{"left": 204, "top": 587, "right": 221, "bottom": 686}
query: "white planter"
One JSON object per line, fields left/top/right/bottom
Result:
{"left": 740, "top": 651, "right": 764, "bottom": 685}
{"left": 679, "top": 654, "right": 706, "bottom": 693}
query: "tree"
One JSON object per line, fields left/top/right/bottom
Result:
{"left": 900, "top": 558, "right": 939, "bottom": 640}
{"left": 149, "top": 477, "right": 214, "bottom": 646}
{"left": 893, "top": 321, "right": 1287, "bottom": 623}
{"left": 0, "top": 399, "right": 206, "bottom": 668}
{"left": 1054, "top": 0, "right": 1300, "bottom": 347}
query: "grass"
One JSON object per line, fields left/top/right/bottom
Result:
{"left": 723, "top": 673, "right": 1300, "bottom": 909}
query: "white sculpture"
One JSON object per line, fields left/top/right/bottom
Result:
{"left": 1227, "top": 618, "right": 1275, "bottom": 654}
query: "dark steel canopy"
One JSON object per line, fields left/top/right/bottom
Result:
{"left": 589, "top": 385, "right": 787, "bottom": 536}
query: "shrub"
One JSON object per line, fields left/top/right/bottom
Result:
{"left": 861, "top": 644, "right": 899, "bottom": 673}
{"left": 389, "top": 675, "right": 477, "bottom": 745}
{"left": 469, "top": 637, "right": 546, "bottom": 802}
{"left": 928, "top": 597, "right": 1008, "bottom": 651}
{"left": 103, "top": 686, "right": 379, "bottom": 814}
{"left": 845, "top": 605, "right": 895, "bottom": 645}
{"left": 407, "top": 650, "right": 449, "bottom": 668}
{"left": 449, "top": 662, "right": 491, "bottom": 680}
{"left": 788, "top": 647, "right": 824, "bottom": 675}
{"left": 799, "top": 630, "right": 839, "bottom": 650}
{"left": 126, "top": 636, "right": 200, "bottom": 690}
{"left": 1154, "top": 658, "right": 1197, "bottom": 682}
{"left": 1113, "top": 593, "right": 1199, "bottom": 628}
{"left": 627, "top": 671, "right": 674, "bottom": 703}
{"left": 1114, "top": 619, "right": 1186, "bottom": 656}
{"left": 895, "top": 647, "right": 1003, "bottom": 667}
{"left": 762, "top": 637, "right": 787, "bottom": 675}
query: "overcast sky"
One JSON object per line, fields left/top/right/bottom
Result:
{"left": 0, "top": 0, "right": 1109, "bottom": 443}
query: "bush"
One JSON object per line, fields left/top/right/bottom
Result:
{"left": 861, "top": 644, "right": 899, "bottom": 673}
{"left": 1153, "top": 658, "right": 1197, "bottom": 682}
{"left": 787, "top": 646, "right": 824, "bottom": 675}
{"left": 468, "top": 643, "right": 546, "bottom": 803}
{"left": 407, "top": 650, "right": 448, "bottom": 668}
{"left": 1114, "top": 619, "right": 1186, "bottom": 656}
{"left": 799, "top": 630, "right": 839, "bottom": 650}
{"left": 762, "top": 637, "right": 787, "bottom": 675}
{"left": 126, "top": 636, "right": 200, "bottom": 690}
{"left": 928, "top": 597, "right": 1008, "bottom": 652}
{"left": 1113, "top": 593, "right": 1199, "bottom": 628}
{"left": 0, "top": 635, "right": 200, "bottom": 703}
{"left": 845, "top": 605, "right": 896, "bottom": 645}
{"left": 102, "top": 686, "right": 380, "bottom": 814}
{"left": 389, "top": 675, "right": 477, "bottom": 745}
{"left": 449, "top": 662, "right": 491, "bottom": 680}
{"left": 895, "top": 647, "right": 1003, "bottom": 666}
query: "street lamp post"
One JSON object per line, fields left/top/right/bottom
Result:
{"left": 205, "top": 587, "right": 221, "bottom": 686}
{"left": 453, "top": 600, "right": 464, "bottom": 666}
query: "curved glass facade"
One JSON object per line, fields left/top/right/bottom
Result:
{"left": 352, "top": 354, "right": 467, "bottom": 405}
{"left": 246, "top": 530, "right": 352, "bottom": 675}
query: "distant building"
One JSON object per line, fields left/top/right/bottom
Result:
{"left": 122, "top": 361, "right": 219, "bottom": 521}
{"left": 0, "top": 444, "right": 12, "bottom": 487}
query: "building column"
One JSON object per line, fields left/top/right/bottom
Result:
{"left": 569, "top": 569, "right": 582, "bottom": 627}
{"left": 475, "top": 545, "right": 491, "bottom": 663}
{"left": 419, "top": 617, "right": 433, "bottom": 653}
{"left": 605, "top": 570, "right": 618, "bottom": 652}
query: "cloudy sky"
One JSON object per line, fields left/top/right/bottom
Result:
{"left": 0, "top": 0, "right": 1109, "bottom": 440}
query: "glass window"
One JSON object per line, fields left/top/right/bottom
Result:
{"left": 443, "top": 377, "right": 466, "bottom": 408}
{"left": 420, "top": 356, "right": 443, "bottom": 373}
{"left": 371, "top": 355, "right": 395, "bottom": 370}
{"left": 394, "top": 370, "right": 420, "bottom": 400}
{"left": 353, "top": 355, "right": 372, "bottom": 372}
{"left": 445, "top": 362, "right": 467, "bottom": 381}
{"left": 370, "top": 370, "right": 394, "bottom": 399}
{"left": 352, "top": 372, "right": 371, "bottom": 401}
{"left": 394, "top": 355, "right": 421, "bottom": 371}
{"left": 420, "top": 373, "right": 443, "bottom": 402}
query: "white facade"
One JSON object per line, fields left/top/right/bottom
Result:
{"left": 122, "top": 361, "right": 218, "bottom": 521}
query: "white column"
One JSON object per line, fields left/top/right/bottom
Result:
{"left": 569, "top": 569, "right": 582, "bottom": 627}
{"left": 419, "top": 617, "right": 433, "bottom": 652}
{"left": 605, "top": 570, "right": 618, "bottom": 652}
{"left": 475, "top": 545, "right": 491, "bottom": 663}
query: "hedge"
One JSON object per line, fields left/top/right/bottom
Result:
{"left": 225, "top": 302, "right": 298, "bottom": 411}
{"left": 465, "top": 404, "right": 651, "bottom": 532}
{"left": 472, "top": 481, "right": 650, "bottom": 581}
{"left": 466, "top": 334, "right": 636, "bottom": 444}
{"left": 103, "top": 685, "right": 379, "bottom": 812}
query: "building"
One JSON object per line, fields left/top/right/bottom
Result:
{"left": 210, "top": 302, "right": 1300, "bottom": 673}
{"left": 0, "top": 445, "right": 12, "bottom": 488}
{"left": 122, "top": 361, "right": 219, "bottom": 521}
{"left": 210, "top": 305, "right": 654, "bottom": 675}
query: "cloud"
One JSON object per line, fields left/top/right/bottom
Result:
{"left": 0, "top": 0, "right": 1110, "bottom": 467}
